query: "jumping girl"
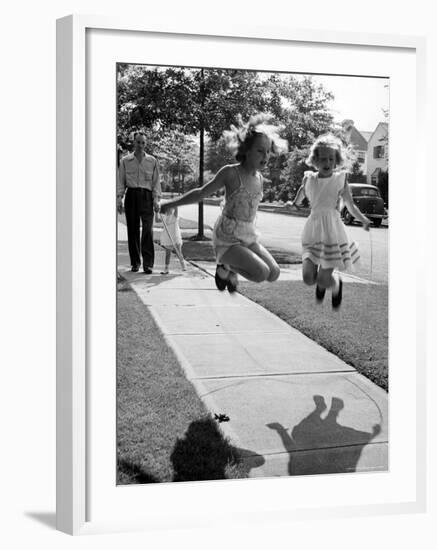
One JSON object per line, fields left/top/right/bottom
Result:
{"left": 160, "top": 114, "right": 288, "bottom": 292}
{"left": 287, "top": 133, "right": 371, "bottom": 308}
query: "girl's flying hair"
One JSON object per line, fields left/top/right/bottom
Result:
{"left": 223, "top": 113, "right": 288, "bottom": 162}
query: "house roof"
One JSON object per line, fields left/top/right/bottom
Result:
{"left": 360, "top": 131, "right": 373, "bottom": 142}
{"left": 349, "top": 126, "right": 369, "bottom": 151}
{"left": 368, "top": 122, "right": 388, "bottom": 144}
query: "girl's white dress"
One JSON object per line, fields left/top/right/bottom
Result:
{"left": 301, "top": 170, "right": 360, "bottom": 271}
{"left": 160, "top": 212, "right": 182, "bottom": 248}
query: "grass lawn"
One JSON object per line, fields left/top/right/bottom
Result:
{"left": 239, "top": 280, "right": 388, "bottom": 392}
{"left": 180, "top": 239, "right": 301, "bottom": 264}
{"left": 117, "top": 278, "right": 250, "bottom": 484}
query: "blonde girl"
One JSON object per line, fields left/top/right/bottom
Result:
{"left": 288, "top": 134, "right": 370, "bottom": 308}
{"left": 159, "top": 206, "right": 186, "bottom": 274}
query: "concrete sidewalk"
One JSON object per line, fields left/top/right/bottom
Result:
{"left": 118, "top": 222, "right": 388, "bottom": 478}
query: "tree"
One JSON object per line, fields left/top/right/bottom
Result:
{"left": 280, "top": 147, "right": 310, "bottom": 201}
{"left": 117, "top": 67, "right": 335, "bottom": 219}
{"left": 278, "top": 76, "right": 335, "bottom": 199}
{"left": 278, "top": 75, "right": 335, "bottom": 149}
{"left": 117, "top": 66, "right": 275, "bottom": 238}
{"left": 156, "top": 130, "right": 199, "bottom": 193}
{"left": 205, "top": 136, "right": 235, "bottom": 174}
{"left": 348, "top": 160, "right": 367, "bottom": 183}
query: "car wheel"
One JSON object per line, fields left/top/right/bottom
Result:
{"left": 343, "top": 210, "right": 354, "bottom": 225}
{"left": 372, "top": 218, "right": 382, "bottom": 227}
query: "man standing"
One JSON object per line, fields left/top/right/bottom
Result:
{"left": 118, "top": 132, "right": 161, "bottom": 273}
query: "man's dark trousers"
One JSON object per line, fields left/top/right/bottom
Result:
{"left": 124, "top": 188, "right": 154, "bottom": 269}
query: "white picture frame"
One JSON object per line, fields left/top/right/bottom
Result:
{"left": 56, "top": 14, "right": 427, "bottom": 535}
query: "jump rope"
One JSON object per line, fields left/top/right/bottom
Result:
{"left": 159, "top": 212, "right": 186, "bottom": 270}
{"left": 368, "top": 227, "right": 374, "bottom": 282}
{"left": 160, "top": 207, "right": 374, "bottom": 285}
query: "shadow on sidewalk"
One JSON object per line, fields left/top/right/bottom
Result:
{"left": 267, "top": 395, "right": 382, "bottom": 476}
{"left": 120, "top": 270, "right": 186, "bottom": 287}
{"left": 171, "top": 417, "right": 265, "bottom": 482}
{"left": 118, "top": 242, "right": 200, "bottom": 288}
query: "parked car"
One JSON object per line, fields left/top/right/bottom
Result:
{"left": 340, "top": 184, "right": 386, "bottom": 227}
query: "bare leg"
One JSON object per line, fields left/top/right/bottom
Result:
{"left": 220, "top": 244, "right": 271, "bottom": 283}
{"left": 316, "top": 267, "right": 338, "bottom": 290}
{"left": 161, "top": 248, "right": 171, "bottom": 274}
{"left": 175, "top": 244, "right": 186, "bottom": 270}
{"left": 248, "top": 242, "right": 281, "bottom": 282}
{"left": 302, "top": 258, "right": 318, "bottom": 286}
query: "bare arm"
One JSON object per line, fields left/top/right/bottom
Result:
{"left": 151, "top": 158, "right": 162, "bottom": 201}
{"left": 293, "top": 184, "right": 306, "bottom": 207}
{"left": 117, "top": 159, "right": 126, "bottom": 198}
{"left": 341, "top": 178, "right": 371, "bottom": 231}
{"left": 160, "top": 165, "right": 230, "bottom": 213}
{"left": 285, "top": 178, "right": 306, "bottom": 210}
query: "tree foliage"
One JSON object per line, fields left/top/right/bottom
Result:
{"left": 117, "top": 67, "right": 337, "bottom": 202}
{"left": 348, "top": 160, "right": 367, "bottom": 183}
{"left": 117, "top": 67, "right": 272, "bottom": 143}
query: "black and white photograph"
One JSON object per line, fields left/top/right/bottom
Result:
{"left": 1, "top": 0, "right": 433, "bottom": 542}
{"left": 116, "top": 64, "right": 389, "bottom": 484}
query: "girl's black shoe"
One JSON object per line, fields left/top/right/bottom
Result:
{"left": 214, "top": 264, "right": 228, "bottom": 291}
{"left": 315, "top": 285, "right": 326, "bottom": 302}
{"left": 332, "top": 278, "right": 343, "bottom": 309}
{"left": 226, "top": 271, "right": 238, "bottom": 293}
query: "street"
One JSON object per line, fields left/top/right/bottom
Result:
{"left": 178, "top": 203, "right": 389, "bottom": 283}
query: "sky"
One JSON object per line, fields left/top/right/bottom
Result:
{"left": 260, "top": 70, "right": 389, "bottom": 133}
{"left": 302, "top": 74, "right": 389, "bottom": 133}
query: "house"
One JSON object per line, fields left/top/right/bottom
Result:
{"left": 342, "top": 120, "right": 388, "bottom": 187}
{"left": 347, "top": 125, "right": 370, "bottom": 173}
{"left": 365, "top": 122, "right": 388, "bottom": 185}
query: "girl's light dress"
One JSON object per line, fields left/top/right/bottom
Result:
{"left": 213, "top": 166, "right": 262, "bottom": 262}
{"left": 302, "top": 170, "right": 360, "bottom": 271}
{"left": 160, "top": 211, "right": 182, "bottom": 248}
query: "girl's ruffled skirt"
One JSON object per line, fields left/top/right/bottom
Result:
{"left": 302, "top": 211, "right": 360, "bottom": 271}
{"left": 213, "top": 214, "right": 259, "bottom": 262}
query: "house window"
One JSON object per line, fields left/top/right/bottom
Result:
{"left": 357, "top": 153, "right": 365, "bottom": 163}
{"left": 371, "top": 168, "right": 381, "bottom": 185}
{"left": 373, "top": 145, "right": 385, "bottom": 159}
